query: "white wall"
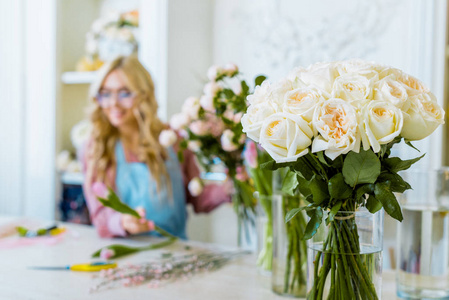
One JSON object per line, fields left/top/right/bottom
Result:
{"left": 0, "top": 0, "right": 57, "bottom": 219}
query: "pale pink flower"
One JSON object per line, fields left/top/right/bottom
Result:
{"left": 235, "top": 166, "right": 249, "bottom": 181}
{"left": 92, "top": 182, "right": 108, "bottom": 198}
{"left": 200, "top": 94, "right": 215, "bottom": 112}
{"left": 221, "top": 129, "right": 238, "bottom": 152}
{"left": 187, "top": 140, "right": 202, "bottom": 152}
{"left": 223, "top": 63, "right": 239, "bottom": 76}
{"left": 207, "top": 65, "right": 222, "bottom": 81}
{"left": 188, "top": 177, "right": 203, "bottom": 196}
{"left": 244, "top": 141, "right": 258, "bottom": 169}
{"left": 203, "top": 82, "right": 222, "bottom": 96}
{"left": 169, "top": 112, "right": 189, "bottom": 130}
{"left": 233, "top": 112, "right": 243, "bottom": 124}
{"left": 209, "top": 117, "right": 224, "bottom": 137}
{"left": 100, "top": 248, "right": 115, "bottom": 260}
{"left": 182, "top": 97, "right": 201, "bottom": 119}
{"left": 189, "top": 121, "right": 208, "bottom": 136}
{"left": 158, "top": 129, "right": 177, "bottom": 147}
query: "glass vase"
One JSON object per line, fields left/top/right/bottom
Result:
{"left": 307, "top": 208, "right": 384, "bottom": 300}
{"left": 256, "top": 193, "right": 273, "bottom": 275}
{"left": 272, "top": 194, "right": 308, "bottom": 297}
{"left": 396, "top": 169, "right": 449, "bottom": 299}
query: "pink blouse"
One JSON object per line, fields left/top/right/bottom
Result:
{"left": 81, "top": 141, "right": 231, "bottom": 238}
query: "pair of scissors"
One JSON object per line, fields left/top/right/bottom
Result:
{"left": 28, "top": 261, "right": 117, "bottom": 272}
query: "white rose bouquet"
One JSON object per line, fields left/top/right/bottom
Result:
{"left": 171, "top": 64, "right": 267, "bottom": 245}
{"left": 242, "top": 59, "right": 445, "bottom": 299}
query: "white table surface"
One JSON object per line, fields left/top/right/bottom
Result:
{"left": 0, "top": 217, "right": 397, "bottom": 300}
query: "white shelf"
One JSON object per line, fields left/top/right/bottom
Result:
{"left": 61, "top": 71, "right": 97, "bottom": 84}
{"left": 60, "top": 171, "right": 84, "bottom": 185}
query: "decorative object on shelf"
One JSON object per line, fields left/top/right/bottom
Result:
{"left": 272, "top": 194, "right": 307, "bottom": 297}
{"left": 16, "top": 225, "right": 65, "bottom": 238}
{"left": 244, "top": 140, "right": 273, "bottom": 273}
{"left": 76, "top": 10, "right": 139, "bottom": 72}
{"left": 56, "top": 150, "right": 82, "bottom": 173}
{"left": 396, "top": 169, "right": 449, "bottom": 299}
{"left": 90, "top": 250, "right": 249, "bottom": 293}
{"left": 242, "top": 59, "right": 445, "bottom": 299}
{"left": 170, "top": 64, "right": 266, "bottom": 246}
{"left": 92, "top": 185, "right": 178, "bottom": 259}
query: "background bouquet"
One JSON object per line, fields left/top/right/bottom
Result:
{"left": 242, "top": 59, "right": 444, "bottom": 299}
{"left": 170, "top": 64, "right": 266, "bottom": 245}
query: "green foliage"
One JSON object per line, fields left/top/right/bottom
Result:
{"left": 281, "top": 171, "right": 299, "bottom": 196}
{"left": 383, "top": 154, "right": 425, "bottom": 173}
{"left": 97, "top": 188, "right": 140, "bottom": 218}
{"left": 374, "top": 182, "right": 403, "bottom": 221}
{"left": 254, "top": 75, "right": 267, "bottom": 87}
{"left": 365, "top": 195, "right": 383, "bottom": 214}
{"left": 328, "top": 174, "right": 352, "bottom": 199}
{"left": 342, "top": 150, "right": 381, "bottom": 187}
{"left": 303, "top": 207, "right": 323, "bottom": 240}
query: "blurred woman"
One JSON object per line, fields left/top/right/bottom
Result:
{"left": 81, "top": 55, "right": 230, "bottom": 239}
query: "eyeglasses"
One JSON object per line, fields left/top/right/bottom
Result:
{"left": 95, "top": 90, "right": 137, "bottom": 108}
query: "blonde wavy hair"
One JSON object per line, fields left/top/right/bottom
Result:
{"left": 86, "top": 55, "right": 169, "bottom": 193}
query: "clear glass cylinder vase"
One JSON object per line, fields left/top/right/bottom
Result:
{"left": 307, "top": 208, "right": 384, "bottom": 300}
{"left": 397, "top": 169, "right": 449, "bottom": 299}
{"left": 272, "top": 194, "right": 308, "bottom": 297}
{"left": 256, "top": 194, "right": 273, "bottom": 275}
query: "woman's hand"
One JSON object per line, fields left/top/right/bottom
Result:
{"left": 121, "top": 207, "right": 155, "bottom": 235}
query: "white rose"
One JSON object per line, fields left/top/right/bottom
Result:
{"left": 373, "top": 76, "right": 409, "bottom": 109}
{"left": 298, "top": 61, "right": 338, "bottom": 93}
{"left": 169, "top": 113, "right": 190, "bottom": 130}
{"left": 207, "top": 65, "right": 222, "bottom": 81}
{"left": 259, "top": 113, "right": 313, "bottom": 163}
{"left": 188, "top": 177, "right": 203, "bottom": 197}
{"left": 335, "top": 59, "right": 379, "bottom": 79}
{"left": 269, "top": 78, "right": 296, "bottom": 107}
{"left": 199, "top": 94, "right": 215, "bottom": 112}
{"left": 187, "top": 140, "right": 202, "bottom": 152}
{"left": 360, "top": 101, "right": 403, "bottom": 153}
{"left": 401, "top": 93, "right": 445, "bottom": 140}
{"left": 312, "top": 99, "right": 360, "bottom": 160}
{"left": 247, "top": 81, "right": 271, "bottom": 105}
{"left": 241, "top": 102, "right": 277, "bottom": 142}
{"left": 159, "top": 129, "right": 177, "bottom": 147}
{"left": 379, "top": 68, "right": 429, "bottom": 95}
{"left": 331, "top": 74, "right": 375, "bottom": 106}
{"left": 203, "top": 81, "right": 222, "bottom": 96}
{"left": 282, "top": 86, "right": 326, "bottom": 123}
{"left": 221, "top": 129, "right": 239, "bottom": 152}
{"left": 182, "top": 96, "right": 201, "bottom": 119}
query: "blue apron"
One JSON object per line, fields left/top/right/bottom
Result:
{"left": 115, "top": 141, "right": 187, "bottom": 239}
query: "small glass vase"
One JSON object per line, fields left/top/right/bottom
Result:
{"left": 256, "top": 193, "right": 273, "bottom": 275}
{"left": 307, "top": 208, "right": 384, "bottom": 300}
{"left": 397, "top": 169, "right": 449, "bottom": 299}
{"left": 272, "top": 194, "right": 308, "bottom": 297}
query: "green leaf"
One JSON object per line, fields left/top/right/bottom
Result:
{"left": 304, "top": 207, "right": 323, "bottom": 240}
{"left": 365, "top": 195, "right": 383, "bottom": 214}
{"left": 92, "top": 244, "right": 141, "bottom": 259}
{"left": 241, "top": 81, "right": 250, "bottom": 95}
{"left": 374, "top": 182, "right": 403, "bottom": 221}
{"left": 260, "top": 160, "right": 291, "bottom": 171}
{"left": 282, "top": 171, "right": 299, "bottom": 196}
{"left": 328, "top": 173, "right": 353, "bottom": 199}
{"left": 355, "top": 184, "right": 375, "bottom": 202}
{"left": 297, "top": 175, "right": 312, "bottom": 197}
{"left": 342, "top": 150, "right": 381, "bottom": 187}
{"left": 309, "top": 176, "right": 329, "bottom": 205}
{"left": 377, "top": 172, "right": 411, "bottom": 193}
{"left": 328, "top": 202, "right": 342, "bottom": 224}
{"left": 405, "top": 140, "right": 420, "bottom": 152}
{"left": 285, "top": 207, "right": 306, "bottom": 223}
{"left": 254, "top": 75, "right": 267, "bottom": 87}
{"left": 316, "top": 151, "right": 329, "bottom": 166}
{"left": 383, "top": 154, "right": 425, "bottom": 173}
{"left": 291, "top": 157, "right": 315, "bottom": 180}
{"left": 97, "top": 188, "right": 140, "bottom": 218}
